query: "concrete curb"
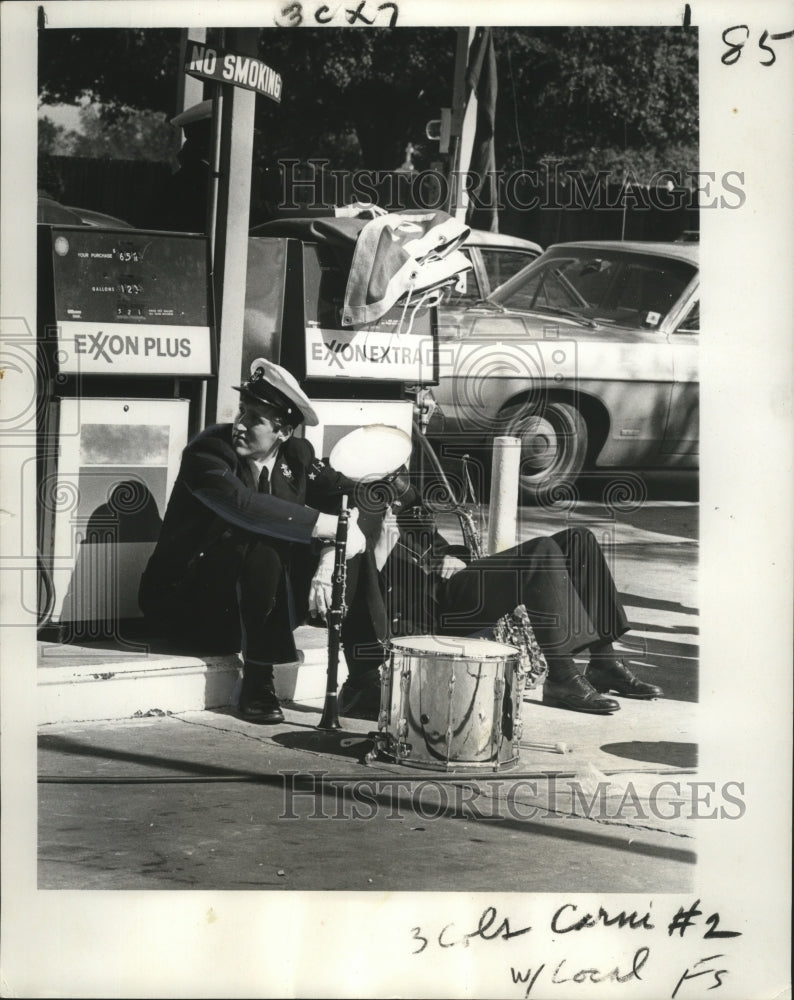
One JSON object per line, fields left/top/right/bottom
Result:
{"left": 37, "top": 625, "right": 344, "bottom": 725}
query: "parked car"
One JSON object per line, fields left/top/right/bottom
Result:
{"left": 37, "top": 195, "right": 133, "bottom": 229}
{"left": 429, "top": 240, "right": 699, "bottom": 502}
{"left": 451, "top": 229, "right": 544, "bottom": 306}
{"left": 70, "top": 206, "right": 133, "bottom": 228}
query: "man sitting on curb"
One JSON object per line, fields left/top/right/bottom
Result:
{"left": 139, "top": 358, "right": 366, "bottom": 724}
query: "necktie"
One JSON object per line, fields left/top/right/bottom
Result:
{"left": 258, "top": 465, "right": 270, "bottom": 493}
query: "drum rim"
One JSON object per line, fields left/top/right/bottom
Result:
{"left": 389, "top": 635, "right": 519, "bottom": 659}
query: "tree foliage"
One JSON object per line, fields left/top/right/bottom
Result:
{"left": 494, "top": 27, "right": 698, "bottom": 180}
{"left": 38, "top": 116, "right": 78, "bottom": 157}
{"left": 38, "top": 28, "right": 180, "bottom": 117}
{"left": 252, "top": 28, "right": 456, "bottom": 170}
{"left": 71, "top": 106, "right": 174, "bottom": 161}
{"left": 38, "top": 25, "right": 697, "bottom": 181}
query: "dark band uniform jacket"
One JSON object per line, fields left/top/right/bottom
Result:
{"left": 139, "top": 423, "right": 350, "bottom": 662}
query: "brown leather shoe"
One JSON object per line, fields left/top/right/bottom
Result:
{"left": 542, "top": 673, "right": 620, "bottom": 714}
{"left": 587, "top": 658, "right": 663, "bottom": 699}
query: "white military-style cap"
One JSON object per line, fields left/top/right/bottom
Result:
{"left": 170, "top": 99, "right": 213, "bottom": 129}
{"left": 329, "top": 425, "right": 412, "bottom": 481}
{"left": 233, "top": 358, "right": 319, "bottom": 427}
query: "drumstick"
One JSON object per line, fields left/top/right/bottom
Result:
{"left": 520, "top": 740, "right": 571, "bottom": 754}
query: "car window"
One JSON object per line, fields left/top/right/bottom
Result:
{"left": 480, "top": 249, "right": 540, "bottom": 292}
{"left": 611, "top": 262, "right": 690, "bottom": 319}
{"left": 496, "top": 257, "right": 585, "bottom": 311}
{"left": 675, "top": 299, "right": 700, "bottom": 333}
{"left": 493, "top": 249, "right": 696, "bottom": 330}
{"left": 443, "top": 249, "right": 483, "bottom": 307}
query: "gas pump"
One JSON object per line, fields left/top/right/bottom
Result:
{"left": 243, "top": 217, "right": 447, "bottom": 462}
{"left": 37, "top": 224, "right": 214, "bottom": 642}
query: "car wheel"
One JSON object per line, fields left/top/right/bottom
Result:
{"left": 503, "top": 400, "right": 588, "bottom": 502}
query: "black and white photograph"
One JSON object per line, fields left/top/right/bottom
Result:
{"left": 0, "top": 0, "right": 791, "bottom": 997}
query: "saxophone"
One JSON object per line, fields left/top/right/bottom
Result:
{"left": 411, "top": 419, "right": 484, "bottom": 559}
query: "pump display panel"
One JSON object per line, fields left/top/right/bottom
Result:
{"left": 40, "top": 226, "right": 213, "bottom": 376}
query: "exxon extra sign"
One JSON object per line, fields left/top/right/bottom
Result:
{"left": 185, "top": 42, "right": 282, "bottom": 103}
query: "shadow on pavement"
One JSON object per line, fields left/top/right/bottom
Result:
{"left": 38, "top": 732, "right": 284, "bottom": 782}
{"left": 618, "top": 635, "right": 698, "bottom": 703}
{"left": 600, "top": 741, "right": 698, "bottom": 768}
{"left": 621, "top": 592, "right": 699, "bottom": 616}
{"left": 269, "top": 729, "right": 372, "bottom": 761}
{"left": 573, "top": 470, "right": 699, "bottom": 505}
{"left": 38, "top": 736, "right": 697, "bottom": 877}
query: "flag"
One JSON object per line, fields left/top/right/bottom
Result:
{"left": 465, "top": 27, "right": 499, "bottom": 232}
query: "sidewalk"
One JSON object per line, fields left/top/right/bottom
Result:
{"left": 37, "top": 501, "right": 699, "bottom": 892}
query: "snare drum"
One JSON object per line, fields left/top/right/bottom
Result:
{"left": 375, "top": 635, "right": 524, "bottom": 771}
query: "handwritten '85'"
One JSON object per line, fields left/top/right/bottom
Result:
{"left": 722, "top": 24, "right": 794, "bottom": 66}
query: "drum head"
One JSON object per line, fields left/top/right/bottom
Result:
{"left": 389, "top": 635, "right": 518, "bottom": 659}
{"left": 329, "top": 424, "right": 412, "bottom": 481}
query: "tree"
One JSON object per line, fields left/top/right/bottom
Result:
{"left": 38, "top": 25, "right": 697, "bottom": 182}
{"left": 38, "top": 28, "right": 181, "bottom": 117}
{"left": 494, "top": 27, "right": 698, "bottom": 181}
{"left": 70, "top": 106, "right": 174, "bottom": 162}
{"left": 38, "top": 116, "right": 79, "bottom": 157}
{"left": 252, "top": 28, "right": 456, "bottom": 170}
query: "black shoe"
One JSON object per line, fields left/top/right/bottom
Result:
{"left": 543, "top": 673, "right": 620, "bottom": 714}
{"left": 587, "top": 658, "right": 663, "bottom": 699}
{"left": 238, "top": 683, "right": 284, "bottom": 724}
{"left": 338, "top": 672, "right": 382, "bottom": 721}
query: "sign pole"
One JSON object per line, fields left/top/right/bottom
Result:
{"left": 200, "top": 30, "right": 259, "bottom": 424}
{"left": 448, "top": 27, "right": 477, "bottom": 222}
{"left": 181, "top": 31, "right": 284, "bottom": 422}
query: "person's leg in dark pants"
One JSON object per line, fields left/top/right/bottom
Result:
{"left": 338, "top": 555, "right": 387, "bottom": 719}
{"left": 438, "top": 533, "right": 621, "bottom": 713}
{"left": 438, "top": 535, "right": 589, "bottom": 651}
{"left": 547, "top": 527, "right": 662, "bottom": 698}
{"left": 234, "top": 539, "right": 308, "bottom": 723}
{"left": 151, "top": 537, "right": 291, "bottom": 723}
{"left": 547, "top": 526, "right": 629, "bottom": 644}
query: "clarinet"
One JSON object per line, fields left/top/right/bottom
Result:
{"left": 317, "top": 495, "right": 349, "bottom": 730}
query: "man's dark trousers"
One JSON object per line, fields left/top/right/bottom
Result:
{"left": 437, "top": 526, "right": 629, "bottom": 658}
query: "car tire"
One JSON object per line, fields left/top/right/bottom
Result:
{"left": 503, "top": 400, "right": 588, "bottom": 503}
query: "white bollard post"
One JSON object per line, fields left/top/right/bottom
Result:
{"left": 487, "top": 436, "right": 522, "bottom": 555}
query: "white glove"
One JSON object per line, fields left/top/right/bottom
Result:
{"left": 312, "top": 508, "right": 367, "bottom": 560}
{"left": 308, "top": 547, "right": 334, "bottom": 620}
{"left": 438, "top": 553, "right": 467, "bottom": 579}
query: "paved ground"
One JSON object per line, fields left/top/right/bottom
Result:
{"left": 37, "top": 497, "right": 699, "bottom": 893}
